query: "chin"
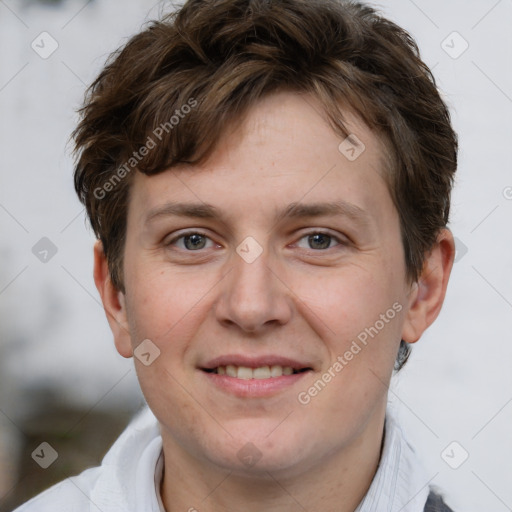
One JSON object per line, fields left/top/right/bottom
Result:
{"left": 199, "top": 423, "right": 319, "bottom": 476}
{"left": 211, "top": 447, "right": 309, "bottom": 478}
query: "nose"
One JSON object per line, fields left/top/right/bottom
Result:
{"left": 214, "top": 245, "right": 293, "bottom": 333}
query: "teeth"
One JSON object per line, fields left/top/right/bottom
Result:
{"left": 237, "top": 366, "right": 253, "bottom": 380}
{"left": 270, "top": 365, "right": 283, "bottom": 377}
{"left": 226, "top": 365, "right": 237, "bottom": 377}
{"left": 253, "top": 366, "right": 271, "bottom": 379}
{"left": 212, "top": 365, "right": 300, "bottom": 379}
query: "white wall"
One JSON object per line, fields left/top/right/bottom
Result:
{"left": 1, "top": 0, "right": 511, "bottom": 510}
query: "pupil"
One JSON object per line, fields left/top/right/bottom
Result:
{"left": 185, "top": 234, "right": 206, "bottom": 250}
{"left": 309, "top": 233, "right": 330, "bottom": 250}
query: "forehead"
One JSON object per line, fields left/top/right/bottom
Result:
{"left": 129, "top": 91, "right": 395, "bottom": 229}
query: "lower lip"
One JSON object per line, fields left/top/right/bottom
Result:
{"left": 200, "top": 370, "right": 311, "bottom": 398}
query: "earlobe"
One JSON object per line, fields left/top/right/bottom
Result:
{"left": 93, "top": 240, "right": 133, "bottom": 358}
{"left": 401, "top": 228, "right": 455, "bottom": 344}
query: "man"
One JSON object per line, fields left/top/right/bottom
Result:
{"left": 16, "top": 0, "right": 458, "bottom": 510}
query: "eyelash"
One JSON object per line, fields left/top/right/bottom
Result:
{"left": 165, "top": 230, "right": 347, "bottom": 252}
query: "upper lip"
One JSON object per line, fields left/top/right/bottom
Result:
{"left": 200, "top": 354, "right": 313, "bottom": 371}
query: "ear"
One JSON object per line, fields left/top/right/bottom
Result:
{"left": 401, "top": 228, "right": 455, "bottom": 343}
{"left": 93, "top": 240, "right": 133, "bottom": 358}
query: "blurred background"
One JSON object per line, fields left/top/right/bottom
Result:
{"left": 0, "top": 0, "right": 511, "bottom": 510}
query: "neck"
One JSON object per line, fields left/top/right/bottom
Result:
{"left": 160, "top": 405, "right": 386, "bottom": 512}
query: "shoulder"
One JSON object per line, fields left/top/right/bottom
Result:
{"left": 12, "top": 466, "right": 102, "bottom": 512}
{"left": 12, "top": 406, "right": 162, "bottom": 512}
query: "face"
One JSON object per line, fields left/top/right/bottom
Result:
{"left": 98, "top": 91, "right": 443, "bottom": 477}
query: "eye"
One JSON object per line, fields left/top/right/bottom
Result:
{"left": 165, "top": 230, "right": 346, "bottom": 253}
{"left": 295, "top": 231, "right": 344, "bottom": 250}
{"left": 166, "top": 231, "right": 216, "bottom": 251}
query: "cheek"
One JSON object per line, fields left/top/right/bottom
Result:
{"left": 124, "top": 259, "right": 218, "bottom": 352}
{"left": 299, "top": 268, "right": 402, "bottom": 339}
{"left": 295, "top": 269, "right": 404, "bottom": 412}
{"left": 294, "top": 266, "right": 405, "bottom": 397}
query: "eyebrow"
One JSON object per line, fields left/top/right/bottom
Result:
{"left": 144, "top": 200, "right": 371, "bottom": 227}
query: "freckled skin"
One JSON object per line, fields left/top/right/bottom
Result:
{"left": 94, "top": 91, "right": 454, "bottom": 512}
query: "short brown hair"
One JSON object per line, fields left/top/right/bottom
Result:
{"left": 73, "top": 0, "right": 457, "bottom": 370}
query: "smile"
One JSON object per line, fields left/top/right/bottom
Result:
{"left": 204, "top": 365, "right": 309, "bottom": 379}
{"left": 199, "top": 356, "right": 313, "bottom": 397}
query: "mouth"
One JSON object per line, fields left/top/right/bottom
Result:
{"left": 199, "top": 355, "right": 313, "bottom": 397}
{"left": 202, "top": 365, "right": 311, "bottom": 380}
